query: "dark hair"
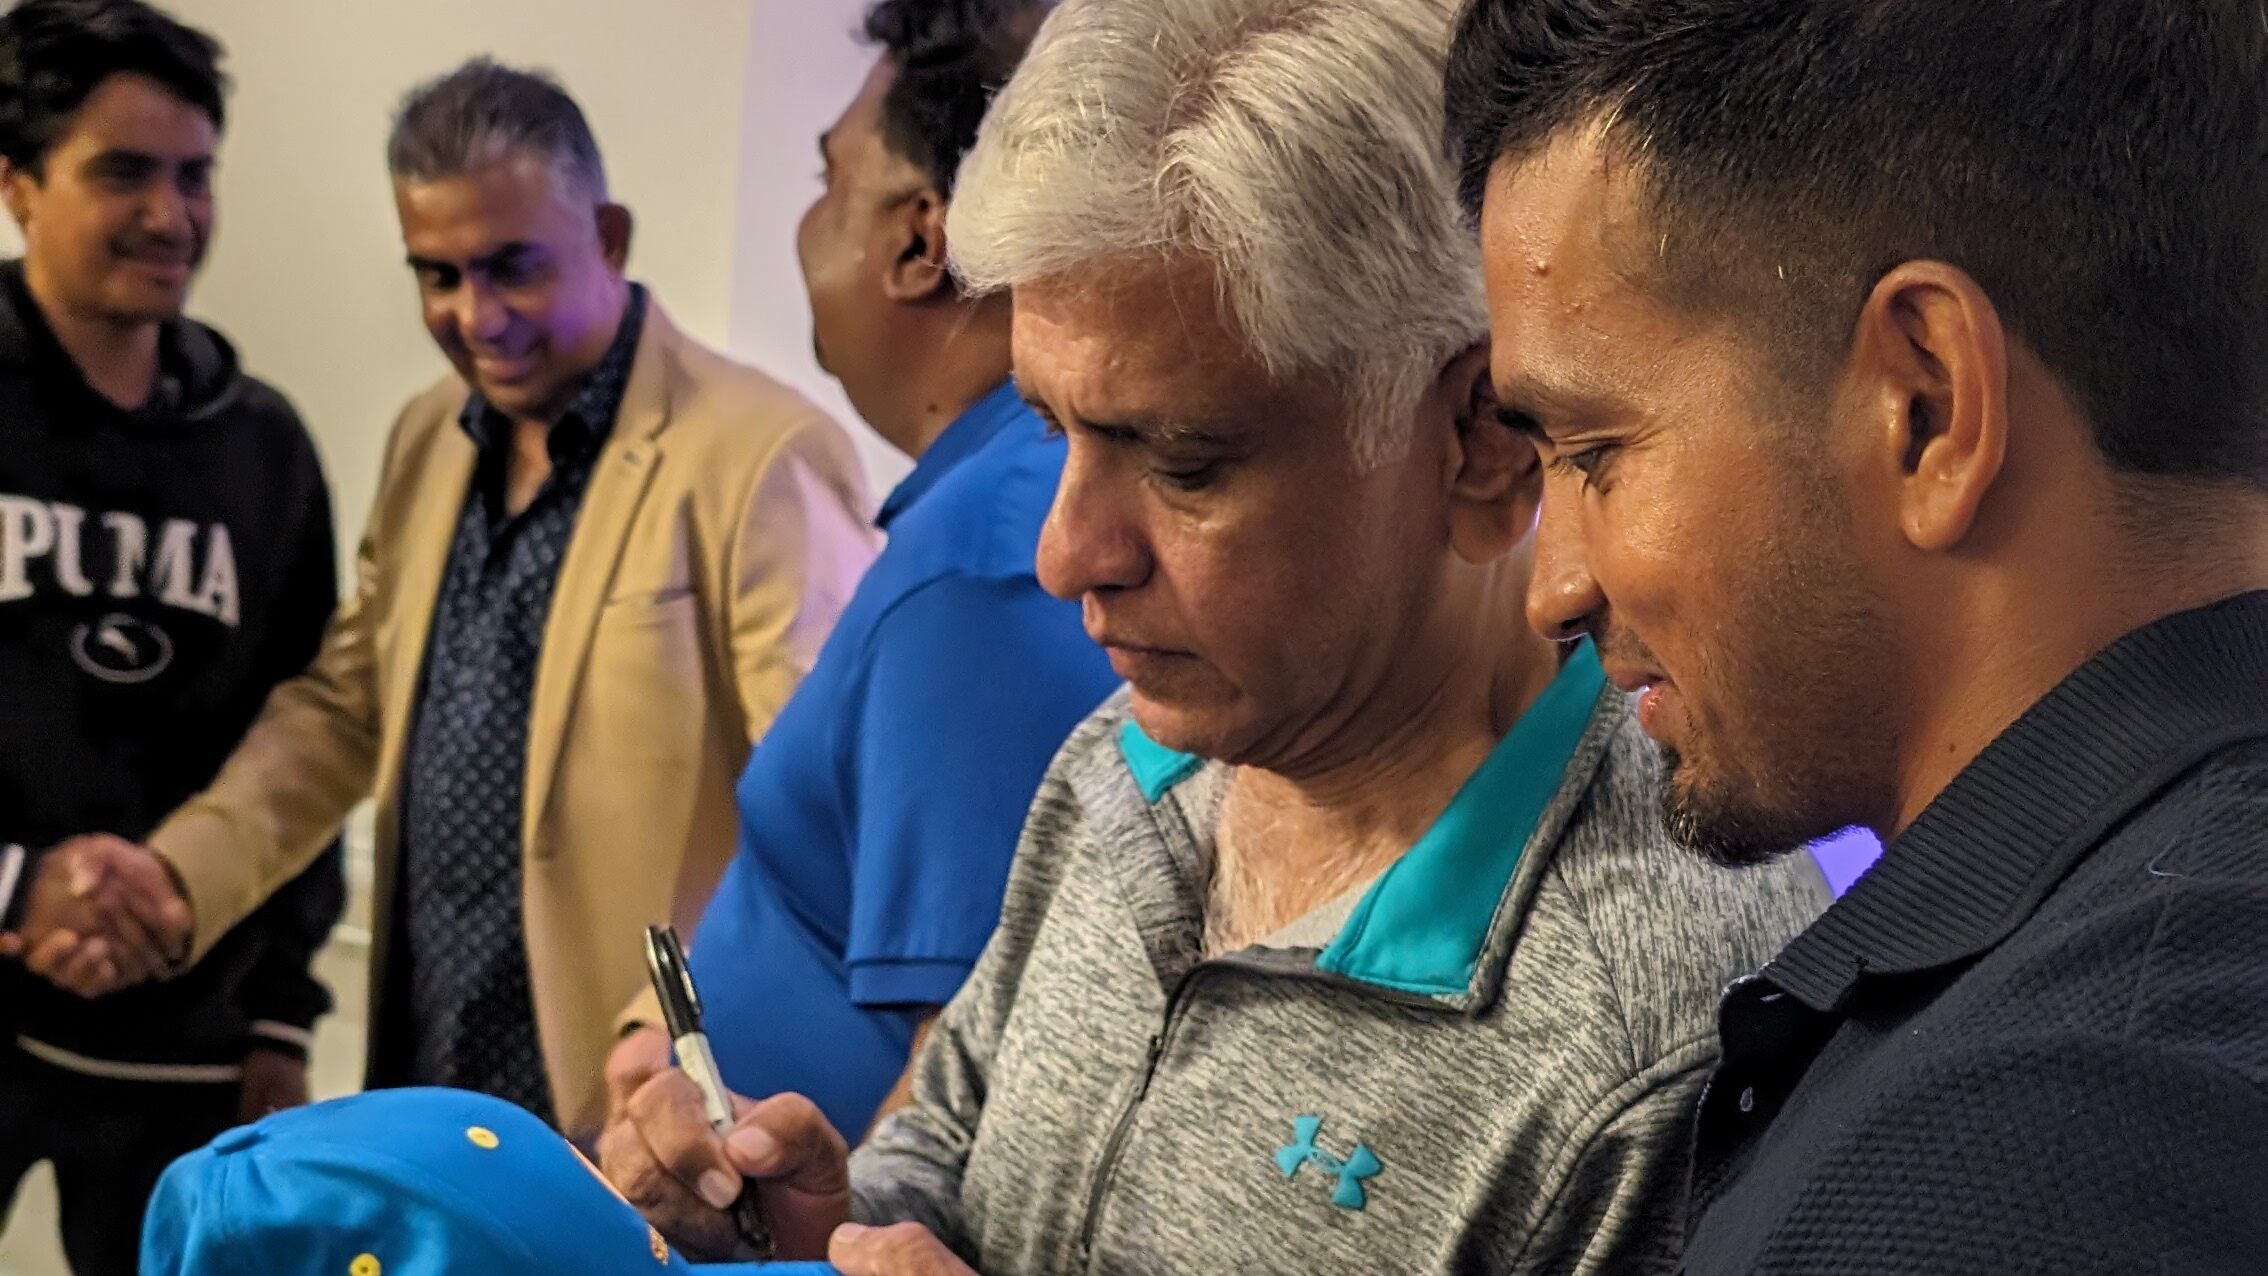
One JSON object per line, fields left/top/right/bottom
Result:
{"left": 861, "top": 0, "right": 1051, "bottom": 197}
{"left": 1445, "top": 0, "right": 2268, "bottom": 488}
{"left": 388, "top": 57, "right": 607, "bottom": 199}
{"left": 0, "top": 0, "right": 225, "bottom": 172}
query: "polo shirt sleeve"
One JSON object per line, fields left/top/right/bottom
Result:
{"left": 840, "top": 571, "right": 1115, "bottom": 1009}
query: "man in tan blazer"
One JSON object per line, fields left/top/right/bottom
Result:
{"left": 6, "top": 60, "right": 875, "bottom": 1137}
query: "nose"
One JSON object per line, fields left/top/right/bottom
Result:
{"left": 454, "top": 279, "right": 512, "bottom": 346}
{"left": 1036, "top": 441, "right": 1151, "bottom": 603}
{"left": 139, "top": 181, "right": 192, "bottom": 242}
{"left": 1525, "top": 486, "right": 1605, "bottom": 643}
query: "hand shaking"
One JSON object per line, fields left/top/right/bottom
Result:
{"left": 0, "top": 834, "right": 192, "bottom": 998}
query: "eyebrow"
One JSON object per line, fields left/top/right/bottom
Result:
{"left": 85, "top": 148, "right": 170, "bottom": 170}
{"left": 403, "top": 243, "right": 540, "bottom": 274}
{"left": 1016, "top": 388, "right": 1244, "bottom": 450}
{"left": 1492, "top": 368, "right": 1627, "bottom": 435}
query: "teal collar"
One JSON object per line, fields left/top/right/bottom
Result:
{"left": 1116, "top": 642, "right": 1609, "bottom": 997}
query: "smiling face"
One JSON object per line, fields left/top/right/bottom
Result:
{"left": 1020, "top": 258, "right": 1472, "bottom": 769}
{"left": 4, "top": 71, "right": 216, "bottom": 326}
{"left": 396, "top": 150, "right": 629, "bottom": 423}
{"left": 1479, "top": 130, "right": 1902, "bottom": 863}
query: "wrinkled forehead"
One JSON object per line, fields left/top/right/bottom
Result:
{"left": 1010, "top": 258, "right": 1344, "bottom": 439}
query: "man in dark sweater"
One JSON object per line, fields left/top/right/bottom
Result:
{"left": 0, "top": 3, "right": 343, "bottom": 1273}
{"left": 1447, "top": 0, "right": 2268, "bottom": 1271}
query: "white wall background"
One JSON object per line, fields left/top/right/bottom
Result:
{"left": 0, "top": 8, "right": 904, "bottom": 1271}
{"left": 157, "top": 0, "right": 905, "bottom": 566}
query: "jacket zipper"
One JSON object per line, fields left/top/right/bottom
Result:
{"left": 1070, "top": 949, "right": 1446, "bottom": 1270}
{"left": 1075, "top": 965, "right": 1201, "bottom": 1270}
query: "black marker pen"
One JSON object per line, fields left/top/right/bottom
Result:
{"left": 644, "top": 923, "right": 774, "bottom": 1259}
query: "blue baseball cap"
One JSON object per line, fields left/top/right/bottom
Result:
{"left": 142, "top": 1087, "right": 841, "bottom": 1276}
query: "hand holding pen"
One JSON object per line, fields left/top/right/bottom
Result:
{"left": 598, "top": 925, "right": 857, "bottom": 1264}
{"left": 644, "top": 923, "right": 775, "bottom": 1258}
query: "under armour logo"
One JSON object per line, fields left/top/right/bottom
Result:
{"left": 1274, "top": 1115, "right": 1382, "bottom": 1210}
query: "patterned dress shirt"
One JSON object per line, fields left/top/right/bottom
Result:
{"left": 392, "top": 288, "right": 648, "bottom": 1122}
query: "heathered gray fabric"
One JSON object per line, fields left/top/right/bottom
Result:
{"left": 851, "top": 685, "right": 1829, "bottom": 1274}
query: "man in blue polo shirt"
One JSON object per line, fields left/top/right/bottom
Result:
{"left": 599, "top": 0, "right": 1107, "bottom": 1155}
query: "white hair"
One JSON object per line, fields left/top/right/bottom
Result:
{"left": 947, "top": 0, "right": 1486, "bottom": 465}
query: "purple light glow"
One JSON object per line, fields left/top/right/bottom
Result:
{"left": 1808, "top": 827, "right": 1883, "bottom": 896}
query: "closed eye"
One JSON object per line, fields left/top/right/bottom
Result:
{"left": 1548, "top": 444, "right": 1612, "bottom": 489}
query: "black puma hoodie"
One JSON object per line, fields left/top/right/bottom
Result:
{"left": 0, "top": 258, "right": 343, "bottom": 1077}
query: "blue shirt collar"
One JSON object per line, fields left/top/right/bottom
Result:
{"left": 876, "top": 379, "right": 1027, "bottom": 531}
{"left": 1118, "top": 641, "right": 1611, "bottom": 999}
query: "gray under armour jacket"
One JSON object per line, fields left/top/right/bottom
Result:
{"left": 850, "top": 646, "right": 1830, "bottom": 1274}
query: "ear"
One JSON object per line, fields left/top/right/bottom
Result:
{"left": 881, "top": 188, "right": 952, "bottom": 304}
{"left": 2, "top": 157, "right": 35, "bottom": 232}
{"left": 595, "top": 202, "right": 634, "bottom": 273}
{"left": 1442, "top": 343, "right": 1541, "bottom": 566}
{"left": 1847, "top": 260, "right": 2009, "bottom": 553}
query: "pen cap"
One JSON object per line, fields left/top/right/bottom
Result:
{"left": 644, "top": 923, "right": 704, "bottom": 1041}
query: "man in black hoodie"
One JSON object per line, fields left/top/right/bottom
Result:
{"left": 0, "top": 3, "right": 343, "bottom": 1272}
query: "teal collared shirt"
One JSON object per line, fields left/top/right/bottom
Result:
{"left": 1118, "top": 641, "right": 1609, "bottom": 996}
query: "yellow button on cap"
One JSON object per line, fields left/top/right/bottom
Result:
{"left": 350, "top": 1255, "right": 381, "bottom": 1276}
{"left": 466, "top": 1126, "right": 500, "bottom": 1150}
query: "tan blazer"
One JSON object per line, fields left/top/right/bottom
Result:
{"left": 149, "top": 299, "right": 877, "bottom": 1133}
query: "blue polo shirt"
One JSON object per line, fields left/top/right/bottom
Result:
{"left": 689, "top": 382, "right": 1118, "bottom": 1139}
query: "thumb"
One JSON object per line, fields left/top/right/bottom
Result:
{"left": 0, "top": 932, "right": 20, "bottom": 960}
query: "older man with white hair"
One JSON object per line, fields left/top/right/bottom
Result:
{"left": 600, "top": 1, "right": 1828, "bottom": 1272}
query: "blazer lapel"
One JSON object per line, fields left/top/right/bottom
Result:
{"left": 376, "top": 419, "right": 476, "bottom": 788}
{"left": 520, "top": 314, "right": 675, "bottom": 850}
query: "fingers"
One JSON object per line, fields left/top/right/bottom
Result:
{"left": 0, "top": 932, "right": 21, "bottom": 959}
{"left": 105, "top": 842, "right": 192, "bottom": 948}
{"left": 724, "top": 1092, "right": 852, "bottom": 1259}
{"left": 828, "top": 1222, "right": 977, "bottom": 1276}
{"left": 78, "top": 837, "right": 191, "bottom": 961}
{"left": 605, "top": 1026, "right": 671, "bottom": 1116}
{"left": 25, "top": 930, "right": 122, "bottom": 998}
{"left": 628, "top": 1067, "right": 745, "bottom": 1209}
{"left": 31, "top": 879, "right": 164, "bottom": 991}
{"left": 722, "top": 1091, "right": 849, "bottom": 1192}
{"left": 16, "top": 837, "right": 183, "bottom": 991}
{"left": 71, "top": 891, "right": 169, "bottom": 987}
{"left": 600, "top": 1067, "right": 748, "bottom": 1263}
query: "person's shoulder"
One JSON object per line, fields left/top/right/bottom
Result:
{"left": 2014, "top": 737, "right": 2268, "bottom": 1070}
{"left": 647, "top": 307, "right": 852, "bottom": 460}
{"left": 1541, "top": 698, "right": 1831, "bottom": 1062}
{"left": 207, "top": 370, "right": 324, "bottom": 470}
{"left": 1758, "top": 1020, "right": 2268, "bottom": 1271}
{"left": 893, "top": 406, "right": 1064, "bottom": 580}
{"left": 365, "top": 368, "right": 475, "bottom": 475}
{"left": 2131, "top": 735, "right": 2268, "bottom": 877}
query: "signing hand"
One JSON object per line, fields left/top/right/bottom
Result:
{"left": 0, "top": 834, "right": 192, "bottom": 997}
{"left": 828, "top": 1223, "right": 980, "bottom": 1276}
{"left": 598, "top": 1025, "right": 851, "bottom": 1262}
